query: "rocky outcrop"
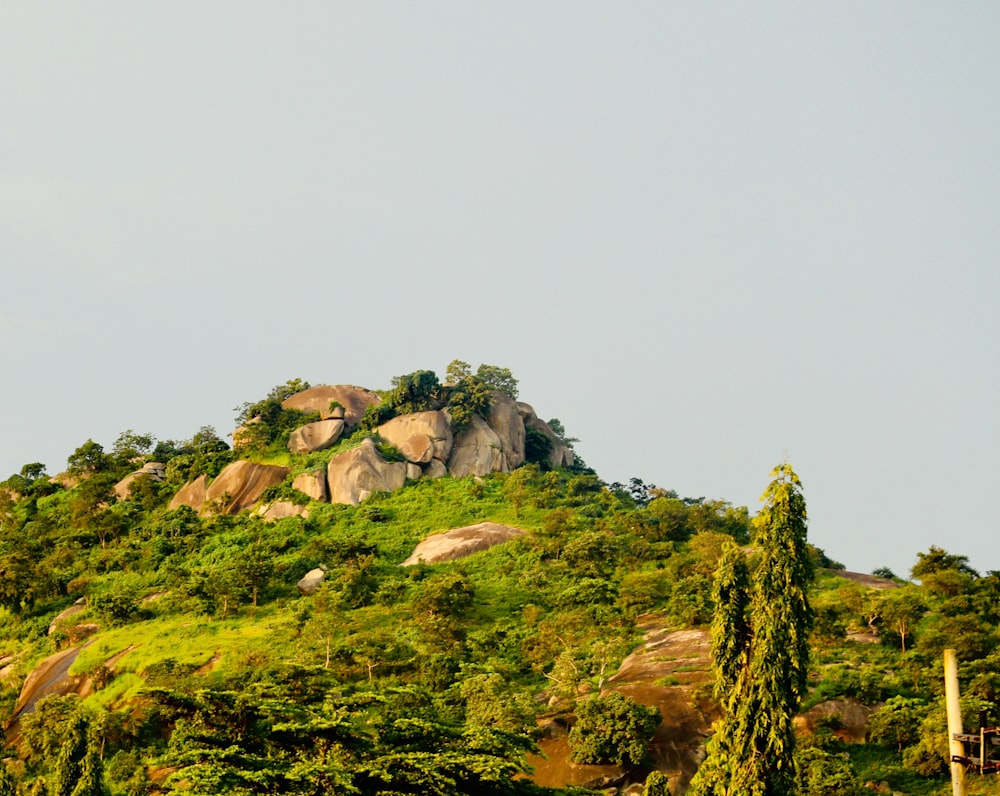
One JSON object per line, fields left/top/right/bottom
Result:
{"left": 203, "top": 461, "right": 290, "bottom": 515}
{"left": 282, "top": 385, "right": 381, "bottom": 427}
{"left": 447, "top": 415, "right": 506, "bottom": 477}
{"left": 297, "top": 568, "right": 326, "bottom": 595}
{"left": 293, "top": 470, "right": 328, "bottom": 502}
{"left": 377, "top": 410, "right": 453, "bottom": 464}
{"left": 287, "top": 419, "right": 345, "bottom": 454}
{"left": 169, "top": 473, "right": 208, "bottom": 512}
{"left": 326, "top": 438, "right": 407, "bottom": 505}
{"left": 423, "top": 459, "right": 447, "bottom": 479}
{"left": 518, "top": 403, "right": 575, "bottom": 469}
{"left": 402, "top": 522, "right": 525, "bottom": 566}
{"left": 114, "top": 462, "right": 167, "bottom": 500}
{"left": 485, "top": 392, "right": 526, "bottom": 471}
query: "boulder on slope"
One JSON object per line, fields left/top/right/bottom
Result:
{"left": 485, "top": 392, "right": 526, "bottom": 471}
{"left": 287, "top": 419, "right": 345, "bottom": 454}
{"left": 169, "top": 473, "right": 209, "bottom": 512}
{"left": 377, "top": 410, "right": 453, "bottom": 464}
{"left": 293, "top": 470, "right": 328, "bottom": 502}
{"left": 114, "top": 462, "right": 167, "bottom": 500}
{"left": 401, "top": 522, "right": 526, "bottom": 566}
{"left": 204, "top": 461, "right": 290, "bottom": 515}
{"left": 446, "top": 415, "right": 505, "bottom": 478}
{"left": 282, "top": 385, "right": 381, "bottom": 427}
{"left": 326, "top": 438, "right": 407, "bottom": 505}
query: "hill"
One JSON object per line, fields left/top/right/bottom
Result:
{"left": 1, "top": 368, "right": 999, "bottom": 795}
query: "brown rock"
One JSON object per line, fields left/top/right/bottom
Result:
{"left": 447, "top": 415, "right": 505, "bottom": 477}
{"left": 326, "top": 438, "right": 407, "bottom": 505}
{"left": 293, "top": 470, "right": 328, "bottom": 502}
{"left": 485, "top": 392, "right": 526, "bottom": 471}
{"left": 169, "top": 473, "right": 208, "bottom": 512}
{"left": 113, "top": 462, "right": 167, "bottom": 500}
{"left": 204, "top": 461, "right": 290, "bottom": 515}
{"left": 258, "top": 501, "right": 309, "bottom": 521}
{"left": 401, "top": 522, "right": 526, "bottom": 566}
{"left": 423, "top": 459, "right": 447, "bottom": 479}
{"left": 282, "top": 385, "right": 381, "bottom": 427}
{"left": 297, "top": 568, "right": 326, "bottom": 595}
{"left": 287, "top": 419, "right": 345, "bottom": 454}
{"left": 378, "top": 410, "right": 453, "bottom": 464}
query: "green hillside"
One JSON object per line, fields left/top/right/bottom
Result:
{"left": 1, "top": 372, "right": 998, "bottom": 795}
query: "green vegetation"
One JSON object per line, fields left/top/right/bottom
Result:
{"left": 1, "top": 371, "right": 999, "bottom": 795}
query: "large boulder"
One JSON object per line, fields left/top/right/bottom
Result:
{"left": 377, "top": 410, "right": 453, "bottom": 464}
{"left": 258, "top": 501, "right": 309, "bottom": 521}
{"left": 293, "top": 470, "right": 328, "bottom": 502}
{"left": 287, "top": 419, "right": 345, "bottom": 454}
{"left": 204, "top": 461, "right": 290, "bottom": 515}
{"left": 169, "top": 473, "right": 208, "bottom": 512}
{"left": 447, "top": 415, "right": 505, "bottom": 477}
{"left": 114, "top": 462, "right": 167, "bottom": 500}
{"left": 326, "top": 438, "right": 407, "bottom": 505}
{"left": 282, "top": 385, "right": 381, "bottom": 427}
{"left": 297, "top": 568, "right": 326, "bottom": 595}
{"left": 517, "top": 402, "right": 575, "bottom": 468}
{"left": 401, "top": 522, "right": 526, "bottom": 566}
{"left": 485, "top": 392, "right": 526, "bottom": 471}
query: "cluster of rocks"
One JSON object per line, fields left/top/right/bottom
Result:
{"left": 165, "top": 384, "right": 573, "bottom": 516}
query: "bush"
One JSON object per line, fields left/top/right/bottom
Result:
{"left": 568, "top": 691, "right": 661, "bottom": 766}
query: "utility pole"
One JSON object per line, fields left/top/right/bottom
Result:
{"left": 944, "top": 648, "right": 967, "bottom": 796}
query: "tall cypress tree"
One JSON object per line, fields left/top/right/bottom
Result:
{"left": 691, "top": 464, "right": 813, "bottom": 796}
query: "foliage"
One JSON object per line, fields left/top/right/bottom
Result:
{"left": 567, "top": 691, "right": 661, "bottom": 766}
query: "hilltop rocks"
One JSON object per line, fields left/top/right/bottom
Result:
{"left": 282, "top": 385, "right": 380, "bottom": 427}
{"left": 447, "top": 415, "right": 506, "bottom": 477}
{"left": 114, "top": 462, "right": 167, "bottom": 500}
{"left": 518, "top": 403, "right": 574, "bottom": 469}
{"left": 486, "top": 392, "right": 526, "bottom": 471}
{"left": 402, "top": 522, "right": 525, "bottom": 566}
{"left": 377, "top": 410, "right": 453, "bottom": 464}
{"left": 287, "top": 419, "right": 345, "bottom": 454}
{"left": 327, "top": 438, "right": 407, "bottom": 505}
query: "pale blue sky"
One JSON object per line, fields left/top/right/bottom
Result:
{"left": 2, "top": 3, "right": 998, "bottom": 578}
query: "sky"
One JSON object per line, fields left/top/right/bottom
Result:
{"left": 2, "top": 3, "right": 998, "bottom": 579}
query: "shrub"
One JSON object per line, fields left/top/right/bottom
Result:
{"left": 568, "top": 691, "right": 661, "bottom": 766}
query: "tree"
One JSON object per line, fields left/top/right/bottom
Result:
{"left": 475, "top": 364, "right": 518, "bottom": 399}
{"left": 66, "top": 440, "right": 111, "bottom": 476}
{"left": 691, "top": 464, "right": 813, "bottom": 796}
{"left": 445, "top": 359, "right": 472, "bottom": 383}
{"left": 0, "top": 759, "right": 17, "bottom": 796}
{"left": 568, "top": 691, "right": 661, "bottom": 766}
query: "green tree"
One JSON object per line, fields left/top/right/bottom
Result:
{"left": 643, "top": 771, "right": 671, "bottom": 796}
{"left": 692, "top": 464, "right": 813, "bottom": 796}
{"left": 66, "top": 440, "right": 112, "bottom": 476}
{"left": 568, "top": 691, "right": 661, "bottom": 766}
{"left": 475, "top": 364, "right": 518, "bottom": 399}
{"left": 445, "top": 359, "right": 472, "bottom": 383}
{"left": 0, "top": 760, "right": 17, "bottom": 796}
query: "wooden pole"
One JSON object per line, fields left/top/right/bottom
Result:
{"left": 944, "top": 648, "right": 966, "bottom": 796}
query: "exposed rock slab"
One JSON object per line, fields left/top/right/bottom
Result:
{"left": 401, "top": 522, "right": 525, "bottom": 566}
{"left": 326, "top": 438, "right": 406, "bottom": 505}
{"left": 378, "top": 411, "right": 453, "bottom": 464}
{"left": 169, "top": 473, "right": 208, "bottom": 512}
{"left": 287, "top": 419, "right": 345, "bottom": 454}
{"left": 293, "top": 470, "right": 328, "bottom": 502}
{"left": 204, "top": 461, "right": 290, "bottom": 515}
{"left": 282, "top": 385, "right": 381, "bottom": 427}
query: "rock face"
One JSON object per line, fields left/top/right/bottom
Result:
{"left": 447, "top": 415, "right": 506, "bottom": 477}
{"left": 204, "top": 461, "right": 290, "bottom": 515}
{"left": 326, "top": 438, "right": 407, "bottom": 505}
{"left": 401, "top": 522, "right": 525, "bottom": 566}
{"left": 486, "top": 392, "right": 526, "bottom": 471}
{"left": 297, "top": 568, "right": 326, "bottom": 595}
{"left": 169, "top": 473, "right": 208, "bottom": 512}
{"left": 258, "top": 501, "right": 309, "bottom": 521}
{"left": 114, "top": 462, "right": 167, "bottom": 500}
{"left": 287, "top": 419, "right": 345, "bottom": 454}
{"left": 282, "top": 385, "right": 381, "bottom": 427}
{"left": 293, "top": 470, "right": 328, "bottom": 502}
{"left": 518, "top": 403, "right": 575, "bottom": 469}
{"left": 377, "top": 411, "right": 453, "bottom": 464}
